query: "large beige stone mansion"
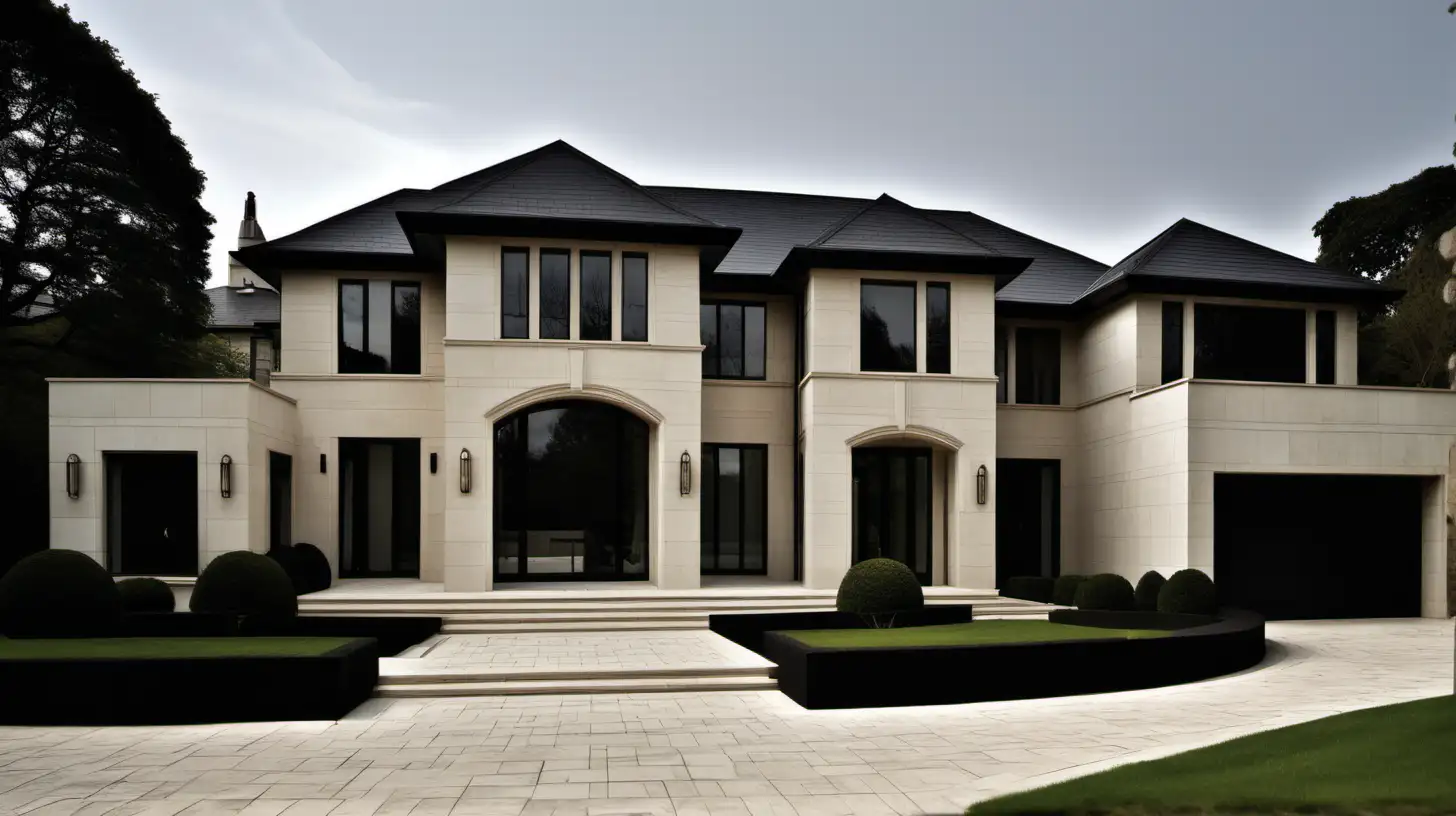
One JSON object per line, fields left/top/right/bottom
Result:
{"left": 47, "top": 141, "right": 1456, "bottom": 618}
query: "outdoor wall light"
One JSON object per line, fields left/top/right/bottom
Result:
{"left": 220, "top": 455, "right": 233, "bottom": 499}
{"left": 319, "top": 453, "right": 327, "bottom": 474}
{"left": 680, "top": 450, "right": 692, "bottom": 496}
{"left": 65, "top": 454, "right": 81, "bottom": 499}
{"left": 976, "top": 464, "right": 988, "bottom": 506}
{"left": 459, "top": 448, "right": 472, "bottom": 494}
{"left": 430, "top": 452, "right": 438, "bottom": 474}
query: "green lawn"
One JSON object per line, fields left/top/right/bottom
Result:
{"left": 783, "top": 620, "right": 1165, "bottom": 648}
{"left": 0, "top": 637, "right": 357, "bottom": 659}
{"left": 971, "top": 694, "right": 1456, "bottom": 816}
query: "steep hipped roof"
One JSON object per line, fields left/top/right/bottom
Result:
{"left": 928, "top": 209, "right": 1108, "bottom": 306}
{"left": 808, "top": 194, "right": 994, "bottom": 255}
{"left": 1081, "top": 218, "right": 1390, "bottom": 304}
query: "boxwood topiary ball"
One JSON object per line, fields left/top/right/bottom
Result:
{"left": 1051, "top": 574, "right": 1087, "bottom": 606}
{"left": 1134, "top": 570, "right": 1166, "bottom": 612}
{"left": 290, "top": 543, "right": 333, "bottom": 594}
{"left": 0, "top": 550, "right": 122, "bottom": 638}
{"left": 836, "top": 558, "right": 924, "bottom": 625}
{"left": 190, "top": 551, "right": 298, "bottom": 619}
{"left": 1158, "top": 568, "right": 1217, "bottom": 615}
{"left": 117, "top": 576, "right": 176, "bottom": 613}
{"left": 1073, "top": 573, "right": 1136, "bottom": 611}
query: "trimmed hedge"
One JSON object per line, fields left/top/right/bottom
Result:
{"left": 291, "top": 543, "right": 332, "bottom": 594}
{"left": 1002, "top": 576, "right": 1055, "bottom": 604}
{"left": 1052, "top": 574, "right": 1087, "bottom": 607}
{"left": 190, "top": 551, "right": 298, "bottom": 620}
{"left": 0, "top": 550, "right": 121, "bottom": 638}
{"left": 1158, "top": 568, "right": 1217, "bottom": 615}
{"left": 1135, "top": 570, "right": 1166, "bottom": 612}
{"left": 1074, "top": 573, "right": 1135, "bottom": 611}
{"left": 836, "top": 559, "right": 924, "bottom": 626}
{"left": 117, "top": 577, "right": 175, "bottom": 614}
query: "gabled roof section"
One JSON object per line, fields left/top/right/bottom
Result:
{"left": 1080, "top": 218, "right": 1392, "bottom": 306}
{"left": 808, "top": 194, "right": 996, "bottom": 256}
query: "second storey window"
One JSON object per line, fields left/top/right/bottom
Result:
{"left": 1161, "top": 301, "right": 1184, "bottom": 384}
{"left": 540, "top": 249, "right": 570, "bottom": 339}
{"left": 1015, "top": 327, "right": 1060, "bottom": 405}
{"left": 927, "top": 282, "right": 951, "bottom": 374}
{"left": 1315, "top": 310, "right": 1336, "bottom": 384}
{"left": 1194, "top": 303, "right": 1305, "bottom": 383}
{"left": 580, "top": 251, "right": 612, "bottom": 341}
{"left": 339, "top": 280, "right": 421, "bottom": 374}
{"left": 622, "top": 253, "right": 648, "bottom": 342}
{"left": 501, "top": 248, "right": 528, "bottom": 339}
{"left": 860, "top": 281, "right": 916, "bottom": 373}
{"left": 702, "top": 302, "right": 765, "bottom": 380}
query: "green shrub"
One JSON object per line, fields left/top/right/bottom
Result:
{"left": 1051, "top": 574, "right": 1087, "bottom": 606}
{"left": 1074, "top": 573, "right": 1136, "bottom": 611}
{"left": 1158, "top": 568, "right": 1217, "bottom": 615}
{"left": 0, "top": 550, "right": 121, "bottom": 638}
{"left": 267, "top": 546, "right": 305, "bottom": 595}
{"left": 190, "top": 551, "right": 298, "bottom": 620}
{"left": 117, "top": 577, "right": 175, "bottom": 613}
{"left": 291, "top": 543, "right": 332, "bottom": 594}
{"left": 1002, "top": 576, "right": 1055, "bottom": 604}
{"left": 1134, "top": 570, "right": 1166, "bottom": 612}
{"left": 836, "top": 558, "right": 924, "bottom": 628}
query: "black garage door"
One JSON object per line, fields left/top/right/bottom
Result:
{"left": 1214, "top": 474, "right": 1424, "bottom": 619}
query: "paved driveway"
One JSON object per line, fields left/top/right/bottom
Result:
{"left": 0, "top": 619, "right": 1450, "bottom": 816}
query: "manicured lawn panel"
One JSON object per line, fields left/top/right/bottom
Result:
{"left": 784, "top": 620, "right": 1165, "bottom": 648}
{"left": 971, "top": 695, "right": 1456, "bottom": 815}
{"left": 0, "top": 636, "right": 356, "bottom": 659}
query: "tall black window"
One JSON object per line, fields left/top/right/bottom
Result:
{"left": 1015, "top": 327, "right": 1060, "bottom": 405}
{"left": 501, "top": 248, "right": 528, "bottom": 339}
{"left": 701, "top": 302, "right": 766, "bottom": 380}
{"left": 1161, "top": 301, "right": 1184, "bottom": 384}
{"left": 339, "top": 280, "right": 421, "bottom": 374}
{"left": 580, "top": 251, "right": 612, "bottom": 340}
{"left": 927, "top": 282, "right": 951, "bottom": 374}
{"left": 701, "top": 444, "right": 768, "bottom": 574}
{"left": 623, "top": 253, "right": 648, "bottom": 342}
{"left": 540, "top": 249, "right": 570, "bottom": 339}
{"left": 860, "top": 281, "right": 916, "bottom": 372}
{"left": 995, "top": 325, "right": 1008, "bottom": 404}
{"left": 1315, "top": 310, "right": 1336, "bottom": 385}
{"left": 1194, "top": 304, "right": 1305, "bottom": 383}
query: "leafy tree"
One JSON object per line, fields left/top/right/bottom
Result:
{"left": 1314, "top": 166, "right": 1456, "bottom": 387}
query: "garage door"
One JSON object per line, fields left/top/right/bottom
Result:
{"left": 1214, "top": 474, "right": 1424, "bottom": 619}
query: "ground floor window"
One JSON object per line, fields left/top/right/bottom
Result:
{"left": 701, "top": 444, "right": 767, "bottom": 574}
{"left": 852, "top": 447, "right": 932, "bottom": 585}
{"left": 494, "top": 400, "right": 649, "bottom": 580}
{"left": 105, "top": 452, "right": 198, "bottom": 576}
{"left": 339, "top": 438, "right": 420, "bottom": 578}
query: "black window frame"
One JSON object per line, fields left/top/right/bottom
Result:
{"left": 859, "top": 280, "right": 918, "bottom": 374}
{"left": 994, "top": 324, "right": 1008, "bottom": 404}
{"left": 622, "top": 252, "right": 649, "bottom": 342}
{"left": 539, "top": 248, "right": 571, "bottom": 340}
{"left": 1315, "top": 310, "right": 1336, "bottom": 385}
{"left": 501, "top": 247, "right": 529, "bottom": 339}
{"left": 1161, "top": 300, "right": 1185, "bottom": 384}
{"left": 579, "top": 250, "right": 613, "bottom": 341}
{"left": 1014, "top": 326, "right": 1061, "bottom": 405}
{"left": 926, "top": 281, "right": 951, "bottom": 374}
{"left": 701, "top": 300, "right": 767, "bottom": 381}
{"left": 701, "top": 443, "right": 770, "bottom": 575}
{"left": 337, "top": 279, "right": 422, "bottom": 375}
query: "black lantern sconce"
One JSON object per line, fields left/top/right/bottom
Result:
{"left": 319, "top": 453, "right": 327, "bottom": 474}
{"left": 220, "top": 455, "right": 233, "bottom": 499}
{"left": 679, "top": 450, "right": 692, "bottom": 496}
{"left": 976, "top": 464, "right": 988, "bottom": 505}
{"left": 430, "top": 452, "right": 438, "bottom": 474}
{"left": 65, "top": 454, "right": 81, "bottom": 499}
{"left": 459, "top": 448, "right": 472, "bottom": 494}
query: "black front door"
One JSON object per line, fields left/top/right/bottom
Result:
{"left": 105, "top": 452, "right": 198, "bottom": 575}
{"left": 339, "top": 438, "right": 421, "bottom": 578}
{"left": 995, "top": 459, "right": 1061, "bottom": 588}
{"left": 269, "top": 451, "right": 293, "bottom": 552}
{"left": 852, "top": 447, "right": 932, "bottom": 584}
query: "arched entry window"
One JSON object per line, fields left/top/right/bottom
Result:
{"left": 494, "top": 400, "right": 649, "bottom": 581}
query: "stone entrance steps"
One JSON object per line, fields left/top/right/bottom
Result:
{"left": 375, "top": 664, "right": 776, "bottom": 698}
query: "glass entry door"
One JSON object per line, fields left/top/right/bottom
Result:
{"left": 701, "top": 444, "right": 768, "bottom": 574}
{"left": 852, "top": 447, "right": 932, "bottom": 584}
{"left": 339, "top": 438, "right": 421, "bottom": 578}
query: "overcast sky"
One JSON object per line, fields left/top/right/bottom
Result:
{"left": 65, "top": 0, "right": 1454, "bottom": 286}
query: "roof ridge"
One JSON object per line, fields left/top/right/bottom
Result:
{"left": 648, "top": 185, "right": 874, "bottom": 204}
{"left": 1077, "top": 218, "right": 1186, "bottom": 298}
{"left": 1177, "top": 218, "right": 1356, "bottom": 278}
{"left": 805, "top": 195, "right": 884, "bottom": 247}
{"left": 911, "top": 203, "right": 1000, "bottom": 255}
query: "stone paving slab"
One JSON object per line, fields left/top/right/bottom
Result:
{"left": 382, "top": 633, "right": 774, "bottom": 680}
{"left": 0, "top": 619, "right": 1450, "bottom": 816}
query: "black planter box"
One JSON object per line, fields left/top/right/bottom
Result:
{"left": 709, "top": 605, "right": 976, "bottom": 656}
{"left": 0, "top": 638, "right": 380, "bottom": 725}
{"left": 119, "top": 613, "right": 441, "bottom": 656}
{"left": 763, "top": 609, "right": 1265, "bottom": 709}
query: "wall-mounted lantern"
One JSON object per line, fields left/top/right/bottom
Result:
{"left": 679, "top": 450, "right": 692, "bottom": 496}
{"left": 319, "top": 453, "right": 327, "bottom": 474}
{"left": 65, "top": 454, "right": 81, "bottom": 499}
{"left": 459, "top": 448, "right": 472, "bottom": 493}
{"left": 220, "top": 455, "right": 233, "bottom": 498}
{"left": 976, "top": 464, "right": 988, "bottom": 506}
{"left": 430, "top": 452, "right": 438, "bottom": 474}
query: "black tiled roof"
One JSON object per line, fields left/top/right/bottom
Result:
{"left": 206, "top": 286, "right": 280, "bottom": 328}
{"left": 808, "top": 195, "right": 996, "bottom": 256}
{"left": 257, "top": 189, "right": 431, "bottom": 256}
{"left": 648, "top": 187, "right": 863, "bottom": 277}
{"left": 927, "top": 210, "right": 1109, "bottom": 305}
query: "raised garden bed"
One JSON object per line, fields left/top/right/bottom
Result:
{"left": 709, "top": 605, "right": 975, "bottom": 655}
{"left": 0, "top": 636, "right": 379, "bottom": 724}
{"left": 118, "top": 613, "right": 441, "bottom": 656}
